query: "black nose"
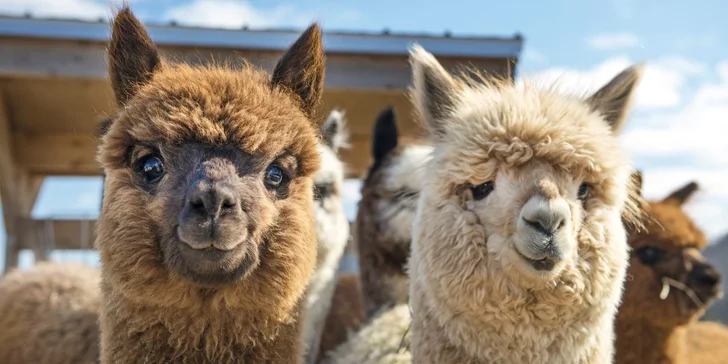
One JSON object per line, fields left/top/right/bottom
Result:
{"left": 688, "top": 263, "right": 722, "bottom": 288}
{"left": 186, "top": 178, "right": 238, "bottom": 219}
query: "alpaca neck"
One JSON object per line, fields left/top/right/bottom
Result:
{"left": 357, "top": 240, "right": 409, "bottom": 319}
{"left": 99, "top": 281, "right": 303, "bottom": 364}
{"left": 616, "top": 315, "right": 686, "bottom": 364}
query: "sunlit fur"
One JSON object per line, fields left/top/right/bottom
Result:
{"left": 407, "top": 45, "right": 643, "bottom": 364}
{"left": 316, "top": 273, "right": 366, "bottom": 363}
{"left": 355, "top": 107, "right": 433, "bottom": 318}
{"left": 97, "top": 7, "right": 325, "bottom": 363}
{"left": 302, "top": 109, "right": 351, "bottom": 364}
{"left": 616, "top": 174, "right": 728, "bottom": 364}
{"left": 0, "top": 262, "right": 100, "bottom": 364}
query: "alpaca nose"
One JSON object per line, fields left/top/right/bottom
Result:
{"left": 186, "top": 179, "right": 238, "bottom": 219}
{"left": 521, "top": 197, "right": 570, "bottom": 237}
{"left": 688, "top": 262, "right": 722, "bottom": 289}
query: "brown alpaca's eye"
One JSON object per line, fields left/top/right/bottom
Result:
{"left": 264, "top": 165, "right": 285, "bottom": 190}
{"left": 471, "top": 181, "right": 494, "bottom": 201}
{"left": 578, "top": 183, "right": 589, "bottom": 200}
{"left": 635, "top": 246, "right": 663, "bottom": 265}
{"left": 140, "top": 155, "right": 165, "bottom": 183}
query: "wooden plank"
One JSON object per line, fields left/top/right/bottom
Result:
{"left": 14, "top": 133, "right": 101, "bottom": 176}
{"left": 18, "top": 218, "right": 97, "bottom": 251}
{"left": 0, "top": 89, "right": 22, "bottom": 272}
{"left": 0, "top": 38, "right": 509, "bottom": 91}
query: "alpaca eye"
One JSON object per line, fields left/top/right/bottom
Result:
{"left": 264, "top": 166, "right": 285, "bottom": 190}
{"left": 471, "top": 181, "right": 495, "bottom": 201}
{"left": 140, "top": 155, "right": 165, "bottom": 183}
{"left": 636, "top": 246, "right": 663, "bottom": 266}
{"left": 577, "top": 183, "right": 590, "bottom": 200}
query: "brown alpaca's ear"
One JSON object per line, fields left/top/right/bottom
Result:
{"left": 663, "top": 181, "right": 699, "bottom": 206}
{"left": 409, "top": 44, "right": 460, "bottom": 140}
{"left": 631, "top": 171, "right": 643, "bottom": 196}
{"left": 586, "top": 62, "right": 644, "bottom": 134}
{"left": 272, "top": 23, "right": 326, "bottom": 121}
{"left": 108, "top": 7, "right": 161, "bottom": 107}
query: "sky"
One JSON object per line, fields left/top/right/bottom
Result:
{"left": 0, "top": 0, "right": 727, "bottom": 270}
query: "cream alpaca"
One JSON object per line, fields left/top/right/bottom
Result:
{"left": 303, "top": 109, "right": 351, "bottom": 364}
{"left": 407, "top": 45, "right": 643, "bottom": 364}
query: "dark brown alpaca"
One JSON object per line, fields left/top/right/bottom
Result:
{"left": 96, "top": 7, "right": 325, "bottom": 363}
{"left": 355, "top": 107, "right": 432, "bottom": 319}
{"left": 616, "top": 172, "right": 728, "bottom": 364}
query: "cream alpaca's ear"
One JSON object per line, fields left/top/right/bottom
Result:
{"left": 663, "top": 181, "right": 699, "bottom": 206}
{"left": 409, "top": 44, "right": 459, "bottom": 140}
{"left": 586, "top": 63, "right": 645, "bottom": 133}
{"left": 321, "top": 108, "right": 348, "bottom": 152}
{"left": 108, "top": 6, "right": 162, "bottom": 107}
{"left": 272, "top": 23, "right": 326, "bottom": 121}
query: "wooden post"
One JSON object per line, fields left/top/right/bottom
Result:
{"left": 0, "top": 91, "right": 43, "bottom": 274}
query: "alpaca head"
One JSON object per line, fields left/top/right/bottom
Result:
{"left": 313, "top": 109, "right": 350, "bottom": 267}
{"left": 359, "top": 107, "right": 432, "bottom": 269}
{"left": 622, "top": 173, "right": 722, "bottom": 327}
{"left": 409, "top": 45, "right": 643, "bottom": 300}
{"left": 96, "top": 8, "right": 325, "bottom": 311}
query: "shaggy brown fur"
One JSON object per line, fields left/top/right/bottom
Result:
{"left": 315, "top": 273, "right": 366, "bottom": 363}
{"left": 616, "top": 172, "right": 728, "bottom": 364}
{"left": 0, "top": 262, "right": 101, "bottom": 364}
{"left": 355, "top": 106, "right": 431, "bottom": 318}
{"left": 96, "top": 7, "right": 325, "bottom": 363}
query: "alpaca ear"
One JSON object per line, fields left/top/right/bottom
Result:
{"left": 409, "top": 45, "right": 460, "bottom": 140}
{"left": 96, "top": 115, "right": 114, "bottom": 138}
{"left": 631, "top": 171, "right": 643, "bottom": 196}
{"left": 321, "top": 108, "right": 347, "bottom": 152}
{"left": 108, "top": 7, "right": 162, "bottom": 107}
{"left": 663, "top": 181, "right": 699, "bottom": 206}
{"left": 586, "top": 63, "right": 644, "bottom": 134}
{"left": 372, "top": 106, "right": 398, "bottom": 163}
{"left": 272, "top": 23, "right": 326, "bottom": 120}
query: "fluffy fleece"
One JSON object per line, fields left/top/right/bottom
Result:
{"left": 0, "top": 262, "right": 101, "bottom": 364}
{"left": 316, "top": 273, "right": 366, "bottom": 363}
{"left": 616, "top": 173, "right": 728, "bottom": 364}
{"left": 355, "top": 106, "right": 432, "bottom": 318}
{"left": 321, "top": 303, "right": 412, "bottom": 364}
{"left": 407, "top": 45, "right": 644, "bottom": 363}
{"left": 96, "top": 7, "right": 324, "bottom": 363}
{"left": 302, "top": 109, "right": 351, "bottom": 364}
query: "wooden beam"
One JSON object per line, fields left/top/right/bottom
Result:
{"left": 18, "top": 218, "right": 96, "bottom": 251}
{"left": 14, "top": 133, "right": 101, "bottom": 176}
{"left": 0, "top": 89, "right": 26, "bottom": 273}
{"left": 0, "top": 39, "right": 509, "bottom": 91}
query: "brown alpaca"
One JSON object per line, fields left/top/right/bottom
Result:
{"left": 96, "top": 7, "right": 324, "bottom": 363}
{"left": 0, "top": 262, "right": 100, "bottom": 364}
{"left": 316, "top": 273, "right": 366, "bottom": 363}
{"left": 355, "top": 106, "right": 432, "bottom": 318}
{"left": 616, "top": 172, "right": 728, "bottom": 364}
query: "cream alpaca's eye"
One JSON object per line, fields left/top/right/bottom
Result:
{"left": 140, "top": 155, "right": 165, "bottom": 183}
{"left": 578, "top": 183, "right": 590, "bottom": 200}
{"left": 264, "top": 165, "right": 285, "bottom": 189}
{"left": 471, "top": 181, "right": 495, "bottom": 201}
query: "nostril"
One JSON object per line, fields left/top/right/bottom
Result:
{"left": 696, "top": 272, "right": 721, "bottom": 287}
{"left": 189, "top": 197, "right": 206, "bottom": 214}
{"left": 221, "top": 199, "right": 237, "bottom": 210}
{"left": 523, "top": 217, "right": 550, "bottom": 235}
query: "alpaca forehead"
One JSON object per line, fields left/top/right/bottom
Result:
{"left": 439, "top": 89, "right": 627, "bottom": 181}
{"left": 640, "top": 202, "right": 707, "bottom": 249}
{"left": 382, "top": 144, "right": 433, "bottom": 191}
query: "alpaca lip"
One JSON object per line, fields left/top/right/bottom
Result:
{"left": 516, "top": 248, "right": 558, "bottom": 271}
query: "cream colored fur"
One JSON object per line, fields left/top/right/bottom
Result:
{"left": 321, "top": 303, "right": 412, "bottom": 364}
{"left": 303, "top": 109, "right": 351, "bottom": 364}
{"left": 377, "top": 144, "right": 433, "bottom": 245}
{"left": 406, "top": 45, "right": 643, "bottom": 364}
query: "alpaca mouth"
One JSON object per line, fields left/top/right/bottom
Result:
{"left": 515, "top": 248, "right": 558, "bottom": 271}
{"left": 168, "top": 236, "right": 260, "bottom": 287}
{"left": 659, "top": 276, "right": 721, "bottom": 310}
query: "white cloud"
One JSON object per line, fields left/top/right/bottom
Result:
{"left": 521, "top": 47, "right": 548, "bottom": 64}
{"left": 163, "top": 0, "right": 314, "bottom": 29}
{"left": 520, "top": 55, "right": 705, "bottom": 110}
{"left": 0, "top": 0, "right": 108, "bottom": 20}
{"left": 586, "top": 33, "right": 641, "bottom": 50}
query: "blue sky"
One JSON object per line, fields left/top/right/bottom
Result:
{"left": 1, "top": 0, "right": 727, "bottom": 270}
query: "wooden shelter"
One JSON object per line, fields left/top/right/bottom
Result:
{"left": 0, "top": 15, "right": 523, "bottom": 273}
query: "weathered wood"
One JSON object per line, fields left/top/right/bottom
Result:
{"left": 18, "top": 218, "right": 97, "bottom": 251}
